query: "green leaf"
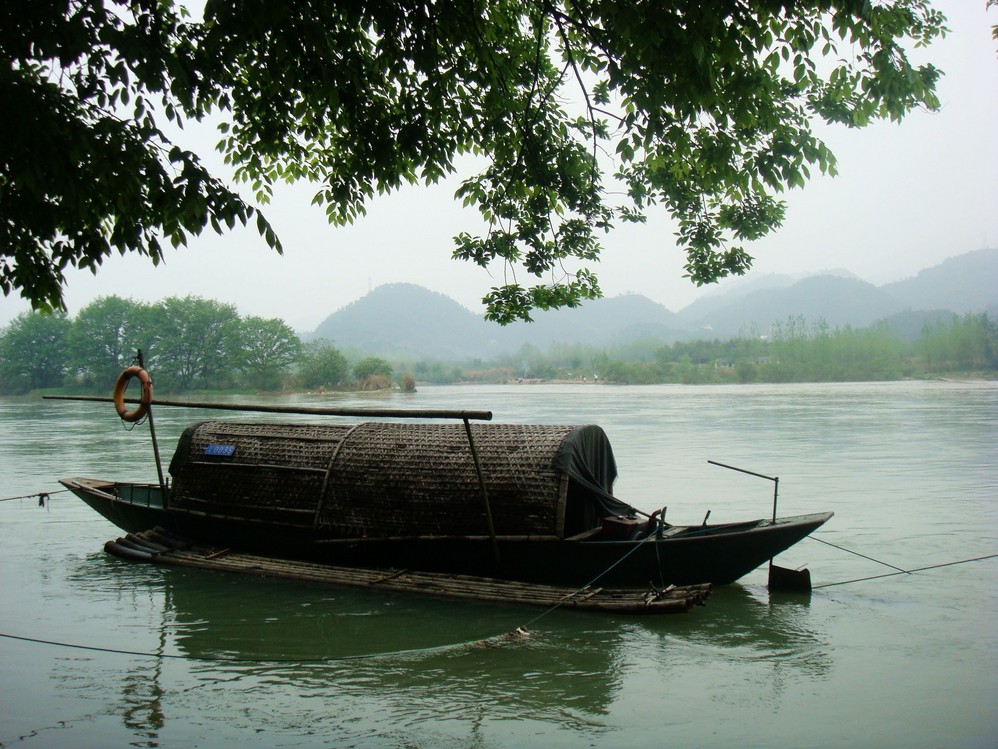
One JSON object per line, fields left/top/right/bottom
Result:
{"left": 1, "top": 0, "right": 947, "bottom": 322}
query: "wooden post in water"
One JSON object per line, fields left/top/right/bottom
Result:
{"left": 464, "top": 418, "right": 501, "bottom": 567}
{"left": 136, "top": 351, "right": 167, "bottom": 496}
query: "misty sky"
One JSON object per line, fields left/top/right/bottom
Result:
{"left": 2, "top": 1, "right": 995, "bottom": 333}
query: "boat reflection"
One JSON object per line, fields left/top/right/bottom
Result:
{"left": 644, "top": 584, "right": 825, "bottom": 646}
{"left": 163, "top": 568, "right": 626, "bottom": 719}
{"left": 102, "top": 564, "right": 831, "bottom": 745}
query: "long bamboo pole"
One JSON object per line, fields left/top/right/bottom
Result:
{"left": 43, "top": 394, "right": 493, "bottom": 421}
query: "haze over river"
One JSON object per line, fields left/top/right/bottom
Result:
{"left": 1, "top": 381, "right": 995, "bottom": 748}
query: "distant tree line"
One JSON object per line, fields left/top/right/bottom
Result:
{"left": 407, "top": 313, "right": 997, "bottom": 385}
{"left": 2, "top": 299, "right": 994, "bottom": 394}
{"left": 0, "top": 296, "right": 402, "bottom": 395}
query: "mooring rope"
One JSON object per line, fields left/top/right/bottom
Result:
{"left": 807, "top": 531, "right": 998, "bottom": 588}
{"left": 808, "top": 535, "right": 911, "bottom": 574}
{"left": 812, "top": 553, "right": 998, "bottom": 589}
{"left": 0, "top": 626, "right": 525, "bottom": 664}
{"left": 0, "top": 488, "right": 69, "bottom": 504}
{"left": 517, "top": 531, "right": 662, "bottom": 629}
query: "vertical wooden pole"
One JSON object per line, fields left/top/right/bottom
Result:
{"left": 769, "top": 476, "right": 779, "bottom": 579}
{"left": 137, "top": 350, "right": 167, "bottom": 497}
{"left": 772, "top": 476, "right": 779, "bottom": 523}
{"left": 463, "top": 418, "right": 500, "bottom": 566}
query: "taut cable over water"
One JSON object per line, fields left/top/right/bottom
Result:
{"left": 0, "top": 489, "right": 67, "bottom": 504}
{"left": 808, "top": 535, "right": 911, "bottom": 574}
{"left": 0, "top": 627, "right": 529, "bottom": 664}
{"left": 807, "top": 534, "right": 998, "bottom": 589}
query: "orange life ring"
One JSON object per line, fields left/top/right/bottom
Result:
{"left": 112, "top": 366, "right": 153, "bottom": 422}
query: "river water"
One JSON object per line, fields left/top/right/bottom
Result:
{"left": 0, "top": 381, "right": 995, "bottom": 748}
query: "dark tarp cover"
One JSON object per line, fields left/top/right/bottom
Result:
{"left": 554, "top": 426, "right": 635, "bottom": 531}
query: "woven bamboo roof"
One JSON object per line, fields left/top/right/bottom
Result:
{"left": 168, "top": 421, "right": 619, "bottom": 538}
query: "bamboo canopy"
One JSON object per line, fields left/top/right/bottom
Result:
{"left": 167, "top": 421, "right": 622, "bottom": 538}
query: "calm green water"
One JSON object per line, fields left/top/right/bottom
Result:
{"left": 1, "top": 382, "right": 995, "bottom": 748}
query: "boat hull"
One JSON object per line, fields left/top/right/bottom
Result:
{"left": 307, "top": 519, "right": 829, "bottom": 587}
{"left": 62, "top": 478, "right": 831, "bottom": 587}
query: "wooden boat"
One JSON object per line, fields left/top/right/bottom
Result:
{"left": 60, "top": 419, "right": 832, "bottom": 591}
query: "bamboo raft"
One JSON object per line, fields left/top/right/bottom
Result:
{"left": 104, "top": 528, "right": 711, "bottom": 614}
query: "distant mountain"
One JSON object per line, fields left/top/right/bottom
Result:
{"left": 675, "top": 268, "right": 863, "bottom": 324}
{"left": 309, "top": 283, "right": 495, "bottom": 359}
{"left": 309, "top": 285, "right": 692, "bottom": 359}
{"left": 677, "top": 275, "right": 905, "bottom": 339}
{"left": 307, "top": 249, "right": 998, "bottom": 359}
{"left": 497, "top": 294, "right": 689, "bottom": 350}
{"left": 675, "top": 273, "right": 797, "bottom": 321}
{"left": 882, "top": 248, "right": 998, "bottom": 314}
{"left": 673, "top": 250, "right": 997, "bottom": 339}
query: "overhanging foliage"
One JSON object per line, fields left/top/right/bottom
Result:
{"left": 1, "top": 1, "right": 945, "bottom": 322}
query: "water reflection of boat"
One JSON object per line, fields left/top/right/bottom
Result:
{"left": 157, "top": 568, "right": 629, "bottom": 721}
{"left": 640, "top": 585, "right": 831, "bottom": 672}
{"left": 58, "top": 385, "right": 830, "bottom": 608}
{"left": 117, "top": 572, "right": 829, "bottom": 735}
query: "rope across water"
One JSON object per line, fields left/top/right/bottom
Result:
{"left": 807, "top": 534, "right": 998, "bottom": 589}
{"left": 0, "top": 488, "right": 69, "bottom": 504}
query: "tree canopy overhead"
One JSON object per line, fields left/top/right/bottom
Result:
{"left": 1, "top": 0, "right": 945, "bottom": 323}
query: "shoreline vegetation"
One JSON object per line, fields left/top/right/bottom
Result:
{"left": 11, "top": 371, "right": 995, "bottom": 403}
{"left": 1, "top": 296, "right": 995, "bottom": 397}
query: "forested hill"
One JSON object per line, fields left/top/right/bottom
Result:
{"left": 882, "top": 249, "right": 998, "bottom": 313}
{"left": 678, "top": 275, "right": 902, "bottom": 338}
{"left": 307, "top": 249, "right": 998, "bottom": 358}
{"left": 309, "top": 284, "right": 495, "bottom": 360}
{"left": 308, "top": 285, "right": 690, "bottom": 359}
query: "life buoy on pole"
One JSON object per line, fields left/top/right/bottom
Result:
{"left": 112, "top": 366, "right": 153, "bottom": 422}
